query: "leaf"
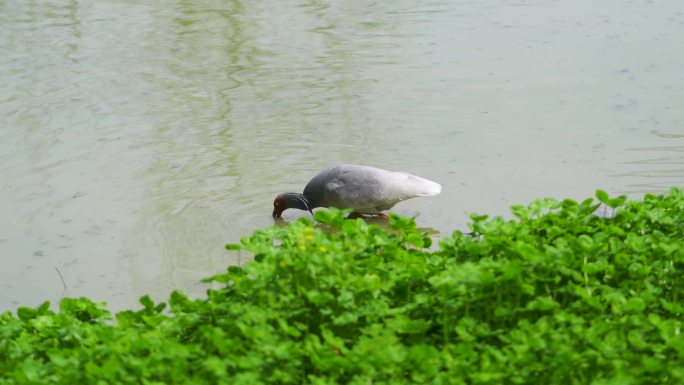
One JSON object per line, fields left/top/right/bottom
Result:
{"left": 607, "top": 195, "right": 627, "bottom": 208}
{"left": 16, "top": 301, "right": 51, "bottom": 321}
{"left": 596, "top": 189, "right": 610, "bottom": 203}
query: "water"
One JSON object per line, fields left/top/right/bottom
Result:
{"left": 1, "top": 0, "right": 683, "bottom": 312}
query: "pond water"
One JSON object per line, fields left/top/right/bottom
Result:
{"left": 1, "top": 0, "right": 683, "bottom": 313}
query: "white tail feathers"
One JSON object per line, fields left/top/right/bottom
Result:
{"left": 411, "top": 176, "right": 442, "bottom": 196}
{"left": 390, "top": 172, "right": 442, "bottom": 198}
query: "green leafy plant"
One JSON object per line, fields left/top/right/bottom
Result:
{"left": 1, "top": 189, "right": 683, "bottom": 384}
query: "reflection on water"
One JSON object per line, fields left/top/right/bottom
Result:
{"left": 1, "top": 0, "right": 683, "bottom": 312}
{"left": 617, "top": 143, "right": 684, "bottom": 194}
{"left": 651, "top": 131, "right": 684, "bottom": 139}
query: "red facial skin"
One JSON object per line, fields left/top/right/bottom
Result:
{"left": 272, "top": 197, "right": 285, "bottom": 218}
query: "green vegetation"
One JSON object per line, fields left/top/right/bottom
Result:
{"left": 2, "top": 189, "right": 684, "bottom": 384}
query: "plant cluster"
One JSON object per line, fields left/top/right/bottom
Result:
{"left": 1, "top": 189, "right": 683, "bottom": 384}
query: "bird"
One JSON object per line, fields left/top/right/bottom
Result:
{"left": 272, "top": 164, "right": 442, "bottom": 218}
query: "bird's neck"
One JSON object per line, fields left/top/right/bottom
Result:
{"left": 282, "top": 192, "right": 313, "bottom": 211}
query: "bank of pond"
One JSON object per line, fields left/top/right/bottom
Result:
{"left": 2, "top": 189, "right": 683, "bottom": 384}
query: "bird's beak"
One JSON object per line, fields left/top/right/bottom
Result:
{"left": 272, "top": 208, "right": 283, "bottom": 219}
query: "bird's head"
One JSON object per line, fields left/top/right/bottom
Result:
{"left": 272, "top": 193, "right": 313, "bottom": 219}
{"left": 272, "top": 195, "right": 286, "bottom": 218}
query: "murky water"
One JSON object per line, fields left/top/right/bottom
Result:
{"left": 1, "top": 0, "right": 683, "bottom": 312}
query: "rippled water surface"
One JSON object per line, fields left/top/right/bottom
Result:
{"left": 1, "top": 0, "right": 683, "bottom": 312}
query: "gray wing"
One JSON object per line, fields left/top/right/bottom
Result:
{"left": 323, "top": 166, "right": 392, "bottom": 211}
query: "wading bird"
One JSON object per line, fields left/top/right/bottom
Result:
{"left": 272, "top": 164, "right": 441, "bottom": 219}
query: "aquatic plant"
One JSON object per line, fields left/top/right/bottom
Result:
{"left": 1, "top": 189, "right": 683, "bottom": 384}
